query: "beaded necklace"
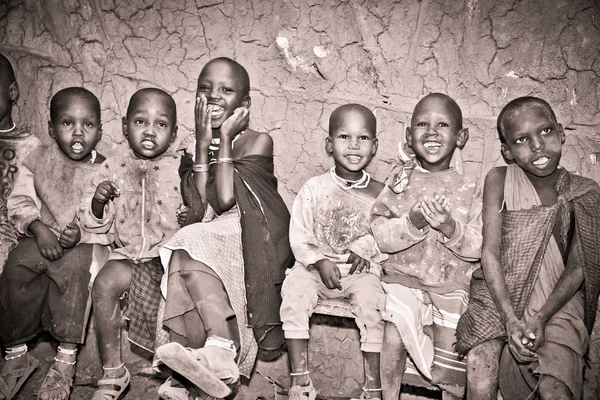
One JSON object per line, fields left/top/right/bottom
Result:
{"left": 330, "top": 167, "right": 370, "bottom": 190}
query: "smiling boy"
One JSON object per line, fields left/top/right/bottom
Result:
{"left": 280, "top": 103, "right": 386, "bottom": 400}
{"left": 371, "top": 93, "right": 482, "bottom": 398}
{"left": 457, "top": 97, "right": 600, "bottom": 400}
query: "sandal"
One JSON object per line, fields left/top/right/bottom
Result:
{"left": 351, "top": 387, "right": 382, "bottom": 400}
{"left": 0, "top": 353, "right": 39, "bottom": 400}
{"left": 156, "top": 343, "right": 232, "bottom": 399}
{"left": 38, "top": 367, "right": 73, "bottom": 400}
{"left": 158, "top": 376, "right": 189, "bottom": 400}
{"left": 91, "top": 366, "right": 130, "bottom": 400}
{"left": 288, "top": 372, "right": 316, "bottom": 400}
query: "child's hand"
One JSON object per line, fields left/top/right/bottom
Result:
{"left": 176, "top": 204, "right": 190, "bottom": 227}
{"left": 30, "top": 221, "right": 64, "bottom": 261}
{"left": 221, "top": 107, "right": 249, "bottom": 140}
{"left": 94, "top": 181, "right": 120, "bottom": 204}
{"left": 347, "top": 251, "right": 370, "bottom": 274}
{"left": 408, "top": 199, "right": 427, "bottom": 230}
{"left": 195, "top": 95, "right": 213, "bottom": 147}
{"left": 506, "top": 316, "right": 537, "bottom": 362}
{"left": 420, "top": 195, "right": 456, "bottom": 238}
{"left": 314, "top": 259, "right": 342, "bottom": 290}
{"left": 523, "top": 314, "right": 546, "bottom": 352}
{"left": 59, "top": 216, "right": 81, "bottom": 249}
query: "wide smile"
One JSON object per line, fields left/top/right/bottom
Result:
{"left": 345, "top": 154, "right": 363, "bottom": 164}
{"left": 423, "top": 141, "right": 442, "bottom": 152}
{"left": 207, "top": 104, "right": 225, "bottom": 120}
{"left": 141, "top": 139, "right": 156, "bottom": 150}
{"left": 71, "top": 141, "right": 85, "bottom": 154}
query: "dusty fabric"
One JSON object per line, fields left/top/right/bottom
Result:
{"left": 0, "top": 126, "right": 41, "bottom": 272}
{"left": 179, "top": 154, "right": 294, "bottom": 350}
{"left": 281, "top": 265, "right": 385, "bottom": 352}
{"left": 382, "top": 283, "right": 468, "bottom": 395}
{"left": 160, "top": 208, "right": 257, "bottom": 378}
{"left": 0, "top": 239, "right": 108, "bottom": 346}
{"left": 126, "top": 257, "right": 164, "bottom": 352}
{"left": 79, "top": 149, "right": 182, "bottom": 262}
{"left": 288, "top": 171, "right": 385, "bottom": 276}
{"left": 8, "top": 144, "right": 111, "bottom": 244}
{"left": 371, "top": 164, "right": 482, "bottom": 292}
{"left": 456, "top": 165, "right": 600, "bottom": 355}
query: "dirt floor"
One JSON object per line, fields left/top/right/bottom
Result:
{"left": 10, "top": 333, "right": 441, "bottom": 400}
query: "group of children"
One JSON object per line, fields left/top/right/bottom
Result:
{"left": 0, "top": 50, "right": 597, "bottom": 400}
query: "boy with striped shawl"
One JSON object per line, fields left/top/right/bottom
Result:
{"left": 371, "top": 93, "right": 482, "bottom": 399}
{"left": 456, "top": 97, "right": 600, "bottom": 400}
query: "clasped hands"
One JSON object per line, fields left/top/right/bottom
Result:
{"left": 409, "top": 192, "right": 456, "bottom": 239}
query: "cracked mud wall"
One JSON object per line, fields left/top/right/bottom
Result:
{"left": 1, "top": 0, "right": 600, "bottom": 396}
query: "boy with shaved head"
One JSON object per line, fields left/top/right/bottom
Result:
{"left": 457, "top": 97, "right": 600, "bottom": 400}
{"left": 371, "top": 93, "right": 482, "bottom": 398}
{"left": 280, "top": 103, "right": 386, "bottom": 399}
{"left": 0, "top": 53, "right": 41, "bottom": 273}
{"left": 79, "top": 88, "right": 182, "bottom": 400}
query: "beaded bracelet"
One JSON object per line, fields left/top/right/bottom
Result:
{"left": 192, "top": 163, "right": 209, "bottom": 173}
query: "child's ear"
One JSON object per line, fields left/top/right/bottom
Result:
{"left": 97, "top": 124, "right": 103, "bottom": 143}
{"left": 501, "top": 143, "right": 514, "bottom": 161}
{"left": 372, "top": 137, "right": 379, "bottom": 156}
{"left": 405, "top": 127, "right": 413, "bottom": 149}
{"left": 9, "top": 81, "right": 19, "bottom": 105}
{"left": 558, "top": 123, "right": 566, "bottom": 144}
{"left": 122, "top": 116, "right": 128, "bottom": 137}
{"left": 170, "top": 125, "right": 178, "bottom": 143}
{"left": 456, "top": 128, "right": 469, "bottom": 149}
{"left": 242, "top": 95, "right": 251, "bottom": 109}
{"left": 48, "top": 121, "right": 56, "bottom": 139}
{"left": 325, "top": 135, "right": 333, "bottom": 154}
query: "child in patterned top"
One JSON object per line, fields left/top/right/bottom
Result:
{"left": 280, "top": 104, "right": 386, "bottom": 400}
{"left": 80, "top": 88, "right": 182, "bottom": 400}
{"left": 371, "top": 93, "right": 482, "bottom": 399}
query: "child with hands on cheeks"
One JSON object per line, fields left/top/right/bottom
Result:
{"left": 371, "top": 93, "right": 482, "bottom": 399}
{"left": 280, "top": 104, "right": 387, "bottom": 400}
{"left": 79, "top": 88, "right": 183, "bottom": 400}
{"left": 156, "top": 57, "right": 294, "bottom": 400}
{"left": 0, "top": 87, "right": 110, "bottom": 400}
{"left": 457, "top": 97, "right": 600, "bottom": 400}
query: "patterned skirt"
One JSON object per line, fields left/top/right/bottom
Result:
{"left": 159, "top": 209, "right": 257, "bottom": 378}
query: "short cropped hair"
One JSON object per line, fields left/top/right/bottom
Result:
{"left": 50, "top": 87, "right": 101, "bottom": 122}
{"left": 329, "top": 103, "right": 376, "bottom": 136}
{"left": 413, "top": 93, "right": 463, "bottom": 130}
{"left": 126, "top": 88, "right": 177, "bottom": 123}
{"left": 497, "top": 96, "right": 557, "bottom": 144}
{"left": 202, "top": 57, "right": 250, "bottom": 96}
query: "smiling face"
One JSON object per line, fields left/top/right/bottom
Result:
{"left": 500, "top": 103, "right": 565, "bottom": 179}
{"left": 124, "top": 90, "right": 177, "bottom": 159}
{"left": 49, "top": 94, "right": 102, "bottom": 162}
{"left": 326, "top": 109, "right": 378, "bottom": 180}
{"left": 406, "top": 95, "right": 467, "bottom": 172}
{"left": 196, "top": 59, "right": 250, "bottom": 131}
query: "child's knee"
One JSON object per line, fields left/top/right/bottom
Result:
{"left": 466, "top": 340, "right": 504, "bottom": 381}
{"left": 539, "top": 375, "right": 573, "bottom": 400}
{"left": 92, "top": 262, "right": 131, "bottom": 300}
